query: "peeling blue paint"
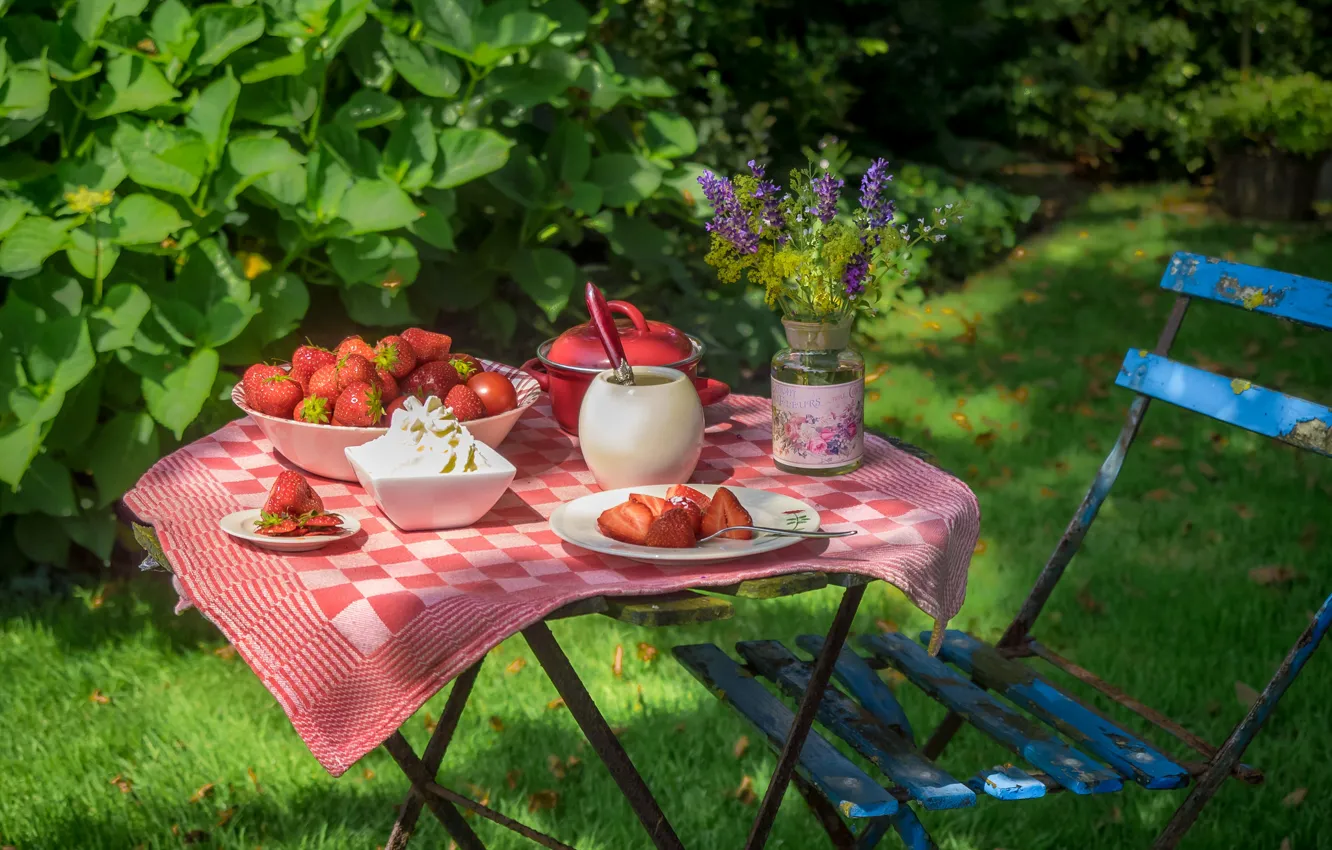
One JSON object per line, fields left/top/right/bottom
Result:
{"left": 1161, "top": 251, "right": 1332, "bottom": 330}
{"left": 966, "top": 765, "right": 1047, "bottom": 800}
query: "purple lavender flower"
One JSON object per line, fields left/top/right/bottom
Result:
{"left": 748, "top": 159, "right": 765, "bottom": 178}
{"left": 859, "top": 158, "right": 895, "bottom": 229}
{"left": 843, "top": 251, "right": 869, "bottom": 297}
{"left": 809, "top": 171, "right": 843, "bottom": 224}
{"left": 698, "top": 170, "right": 758, "bottom": 254}
{"left": 747, "top": 160, "right": 785, "bottom": 236}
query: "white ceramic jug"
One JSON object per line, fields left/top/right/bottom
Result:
{"left": 577, "top": 366, "right": 705, "bottom": 490}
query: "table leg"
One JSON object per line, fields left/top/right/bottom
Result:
{"left": 744, "top": 583, "right": 867, "bottom": 850}
{"left": 387, "top": 660, "right": 484, "bottom": 850}
{"left": 384, "top": 731, "right": 487, "bottom": 849}
{"left": 523, "top": 620, "right": 686, "bottom": 850}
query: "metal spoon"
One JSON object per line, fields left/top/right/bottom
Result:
{"left": 585, "top": 282, "right": 635, "bottom": 386}
{"left": 696, "top": 526, "right": 858, "bottom": 544}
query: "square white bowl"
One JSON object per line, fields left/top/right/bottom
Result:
{"left": 344, "top": 441, "right": 517, "bottom": 531}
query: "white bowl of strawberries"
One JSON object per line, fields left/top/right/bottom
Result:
{"left": 234, "top": 328, "right": 541, "bottom": 482}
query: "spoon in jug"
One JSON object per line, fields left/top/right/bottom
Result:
{"left": 585, "top": 282, "right": 635, "bottom": 386}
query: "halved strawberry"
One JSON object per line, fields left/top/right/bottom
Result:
{"left": 628, "top": 493, "right": 670, "bottom": 518}
{"left": 255, "top": 513, "right": 299, "bottom": 536}
{"left": 666, "top": 484, "right": 712, "bottom": 513}
{"left": 597, "top": 501, "right": 654, "bottom": 546}
{"left": 300, "top": 512, "right": 344, "bottom": 528}
{"left": 644, "top": 508, "right": 698, "bottom": 549}
{"left": 701, "top": 487, "right": 753, "bottom": 540}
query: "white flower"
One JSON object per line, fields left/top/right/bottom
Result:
{"left": 956, "top": 214, "right": 964, "bottom": 221}
{"left": 934, "top": 207, "right": 941, "bottom": 214}
{"left": 945, "top": 203, "right": 953, "bottom": 210}
{"left": 923, "top": 225, "right": 932, "bottom": 232}
{"left": 938, "top": 219, "right": 946, "bottom": 225}
{"left": 933, "top": 234, "right": 945, "bottom": 242}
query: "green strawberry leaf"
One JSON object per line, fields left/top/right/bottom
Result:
{"left": 510, "top": 247, "right": 574, "bottom": 322}
{"left": 89, "top": 411, "right": 160, "bottom": 506}
{"left": 433, "top": 128, "right": 514, "bottom": 189}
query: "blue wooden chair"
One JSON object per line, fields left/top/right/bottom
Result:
{"left": 674, "top": 252, "right": 1332, "bottom": 848}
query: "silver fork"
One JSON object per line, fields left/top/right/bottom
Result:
{"left": 696, "top": 526, "right": 858, "bottom": 543}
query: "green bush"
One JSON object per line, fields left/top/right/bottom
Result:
{"left": 0, "top": 0, "right": 707, "bottom": 570}
{"left": 1202, "top": 72, "right": 1332, "bottom": 158}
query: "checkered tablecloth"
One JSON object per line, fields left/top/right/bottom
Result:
{"left": 124, "top": 394, "right": 979, "bottom": 776}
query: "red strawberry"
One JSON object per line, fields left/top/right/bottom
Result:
{"left": 256, "top": 515, "right": 300, "bottom": 536}
{"left": 334, "top": 381, "right": 384, "bottom": 427}
{"left": 401, "top": 327, "right": 452, "bottom": 362}
{"left": 670, "top": 498, "right": 704, "bottom": 534}
{"left": 263, "top": 470, "right": 324, "bottom": 517}
{"left": 293, "top": 396, "right": 331, "bottom": 424}
{"left": 376, "top": 367, "right": 400, "bottom": 401}
{"left": 666, "top": 484, "right": 712, "bottom": 513}
{"left": 374, "top": 334, "right": 417, "bottom": 379}
{"left": 644, "top": 507, "right": 698, "bottom": 549}
{"left": 597, "top": 501, "right": 654, "bottom": 545}
{"left": 335, "top": 354, "right": 377, "bottom": 391}
{"left": 701, "top": 487, "right": 753, "bottom": 540}
{"left": 403, "top": 361, "right": 461, "bottom": 401}
{"left": 336, "top": 335, "right": 376, "bottom": 362}
{"left": 291, "top": 344, "right": 336, "bottom": 390}
{"left": 307, "top": 364, "right": 340, "bottom": 403}
{"left": 443, "top": 384, "right": 486, "bottom": 422}
{"left": 242, "top": 363, "right": 285, "bottom": 401}
{"left": 628, "top": 493, "right": 671, "bottom": 518}
{"left": 247, "top": 370, "right": 303, "bottom": 418}
{"left": 300, "top": 512, "right": 344, "bottom": 528}
{"left": 385, "top": 396, "right": 410, "bottom": 418}
{"left": 446, "top": 353, "right": 483, "bottom": 381}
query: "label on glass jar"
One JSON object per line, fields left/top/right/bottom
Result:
{"left": 770, "top": 377, "right": 865, "bottom": 470}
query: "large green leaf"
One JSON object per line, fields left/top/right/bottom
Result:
{"left": 234, "top": 73, "right": 318, "bottom": 128}
{"left": 7, "top": 454, "right": 76, "bottom": 517}
{"left": 232, "top": 43, "right": 309, "bottom": 83}
{"left": 383, "top": 101, "right": 437, "bottom": 192}
{"left": 510, "top": 247, "right": 575, "bottom": 321}
{"left": 112, "top": 120, "right": 209, "bottom": 197}
{"left": 218, "top": 135, "right": 306, "bottom": 201}
{"left": 327, "top": 234, "right": 419, "bottom": 286}
{"left": 217, "top": 271, "right": 308, "bottom": 365}
{"left": 412, "top": 0, "right": 476, "bottom": 51}
{"left": 27, "top": 317, "right": 95, "bottom": 396}
{"left": 381, "top": 30, "right": 460, "bottom": 99}
{"left": 86, "top": 55, "right": 179, "bottom": 119}
{"left": 193, "top": 4, "right": 266, "bottom": 66}
{"left": 65, "top": 226, "right": 121, "bottom": 281}
{"left": 72, "top": 0, "right": 118, "bottom": 44}
{"left": 0, "top": 196, "right": 32, "bottom": 240}
{"left": 407, "top": 202, "right": 453, "bottom": 249}
{"left": 15, "top": 514, "right": 70, "bottom": 567}
{"left": 62, "top": 510, "right": 118, "bottom": 560}
{"left": 644, "top": 110, "right": 698, "bottom": 158}
{"left": 484, "top": 64, "right": 568, "bottom": 109}
{"left": 185, "top": 69, "right": 241, "bottom": 169}
{"left": 320, "top": 0, "right": 369, "bottom": 59}
{"left": 0, "top": 62, "right": 53, "bottom": 146}
{"left": 560, "top": 180, "right": 601, "bottom": 215}
{"left": 434, "top": 128, "right": 514, "bottom": 189}
{"left": 149, "top": 0, "right": 199, "bottom": 62}
{"left": 467, "top": 8, "right": 557, "bottom": 66}
{"left": 545, "top": 119, "right": 589, "bottom": 183}
{"left": 0, "top": 420, "right": 44, "bottom": 488}
{"left": 89, "top": 411, "right": 160, "bottom": 506}
{"left": 339, "top": 179, "right": 420, "bottom": 235}
{"left": 334, "top": 89, "right": 404, "bottom": 129}
{"left": 306, "top": 145, "right": 353, "bottom": 222}
{"left": 109, "top": 194, "right": 187, "bottom": 245}
{"left": 0, "top": 217, "right": 71, "bottom": 277}
{"left": 90, "top": 282, "right": 151, "bottom": 352}
{"left": 318, "top": 123, "right": 380, "bottom": 178}
{"left": 338, "top": 285, "right": 418, "bottom": 326}
{"left": 589, "top": 154, "right": 662, "bottom": 208}
{"left": 138, "top": 347, "right": 220, "bottom": 437}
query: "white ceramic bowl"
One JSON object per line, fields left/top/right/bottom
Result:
{"left": 232, "top": 359, "right": 540, "bottom": 482}
{"left": 344, "top": 441, "right": 517, "bottom": 531}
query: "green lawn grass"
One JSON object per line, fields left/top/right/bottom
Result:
{"left": 4, "top": 184, "right": 1331, "bottom": 849}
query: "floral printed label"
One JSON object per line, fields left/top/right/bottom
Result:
{"left": 771, "top": 377, "right": 864, "bottom": 469}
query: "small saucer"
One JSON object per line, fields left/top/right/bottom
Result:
{"left": 218, "top": 509, "right": 360, "bottom": 552}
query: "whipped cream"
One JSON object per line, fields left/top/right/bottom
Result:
{"left": 358, "top": 395, "right": 487, "bottom": 475}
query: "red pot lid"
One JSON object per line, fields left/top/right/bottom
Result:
{"left": 546, "top": 300, "right": 696, "bottom": 369}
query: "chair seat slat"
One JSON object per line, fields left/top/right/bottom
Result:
{"left": 966, "top": 765, "right": 1048, "bottom": 800}
{"left": 796, "top": 633, "right": 914, "bottom": 742}
{"left": 1162, "top": 252, "right": 1332, "bottom": 331}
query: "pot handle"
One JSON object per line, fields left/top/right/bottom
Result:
{"left": 520, "top": 358, "right": 550, "bottom": 392}
{"left": 694, "top": 376, "right": 731, "bottom": 406}
{"left": 607, "top": 300, "right": 649, "bottom": 333}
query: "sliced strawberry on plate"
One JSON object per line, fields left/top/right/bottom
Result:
{"left": 255, "top": 514, "right": 299, "bottom": 536}
{"left": 644, "top": 507, "right": 698, "bottom": 549}
{"left": 701, "top": 487, "right": 753, "bottom": 540}
{"left": 666, "top": 484, "right": 711, "bottom": 513}
{"left": 597, "top": 501, "right": 654, "bottom": 546}
{"left": 301, "top": 512, "right": 344, "bottom": 528}
{"left": 628, "top": 493, "right": 670, "bottom": 518}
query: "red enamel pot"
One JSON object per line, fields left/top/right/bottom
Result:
{"left": 521, "top": 300, "right": 730, "bottom": 434}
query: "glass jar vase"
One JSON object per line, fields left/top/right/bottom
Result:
{"left": 770, "top": 315, "right": 865, "bottom": 476}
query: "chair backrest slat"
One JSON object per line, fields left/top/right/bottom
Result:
{"left": 1116, "top": 350, "right": 1332, "bottom": 457}
{"left": 1161, "top": 252, "right": 1332, "bottom": 331}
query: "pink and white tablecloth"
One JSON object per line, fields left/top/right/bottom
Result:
{"left": 124, "top": 395, "right": 980, "bottom": 776}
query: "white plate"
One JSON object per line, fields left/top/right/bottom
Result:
{"left": 549, "top": 484, "right": 820, "bottom": 564}
{"left": 218, "top": 509, "right": 361, "bottom": 552}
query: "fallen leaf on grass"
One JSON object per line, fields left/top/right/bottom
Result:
{"left": 247, "top": 767, "right": 262, "bottom": 794}
{"left": 950, "top": 412, "right": 973, "bottom": 431}
{"left": 610, "top": 725, "right": 628, "bottom": 737}
{"left": 733, "top": 736, "right": 750, "bottom": 759}
{"left": 637, "top": 642, "right": 658, "bottom": 664}
{"left": 1282, "top": 787, "right": 1307, "bottom": 807}
{"left": 612, "top": 645, "right": 624, "bottom": 678}
{"left": 506, "top": 769, "right": 522, "bottom": 789}
{"left": 110, "top": 774, "right": 133, "bottom": 793}
{"left": 214, "top": 645, "right": 237, "bottom": 661}
{"left": 1151, "top": 435, "right": 1183, "bottom": 450}
{"left": 875, "top": 619, "right": 899, "bottom": 633}
{"left": 489, "top": 715, "right": 505, "bottom": 732}
{"left": 527, "top": 790, "right": 559, "bottom": 813}
{"left": 1299, "top": 523, "right": 1318, "bottom": 550}
{"left": 974, "top": 431, "right": 996, "bottom": 449}
{"left": 1280, "top": 838, "right": 1292, "bottom": 850}
{"left": 735, "top": 775, "right": 757, "bottom": 805}
{"left": 506, "top": 657, "right": 526, "bottom": 675}
{"left": 1076, "top": 586, "right": 1103, "bottom": 615}
{"left": 89, "top": 689, "right": 111, "bottom": 705}
{"left": 548, "top": 754, "right": 567, "bottom": 780}
{"left": 362, "top": 768, "right": 375, "bottom": 781}
{"left": 1233, "top": 504, "right": 1255, "bottom": 520}
{"left": 1179, "top": 480, "right": 1198, "bottom": 494}
{"left": 1249, "top": 566, "right": 1301, "bottom": 586}
{"left": 423, "top": 712, "right": 437, "bottom": 732}
{"left": 188, "top": 783, "right": 215, "bottom": 804}
{"left": 546, "top": 697, "right": 566, "bottom": 711}
{"left": 973, "top": 539, "right": 989, "bottom": 556}
{"left": 1144, "top": 488, "right": 1174, "bottom": 501}
{"left": 1235, "top": 681, "right": 1260, "bottom": 710}
{"left": 215, "top": 807, "right": 236, "bottom": 827}
{"left": 1038, "top": 486, "right": 1057, "bottom": 498}
{"left": 1196, "top": 461, "right": 1218, "bottom": 480}
{"left": 181, "top": 830, "right": 209, "bottom": 845}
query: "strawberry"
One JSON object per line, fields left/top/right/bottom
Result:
{"left": 247, "top": 370, "right": 303, "bottom": 418}
{"left": 597, "top": 501, "right": 654, "bottom": 545}
{"left": 307, "top": 364, "right": 340, "bottom": 403}
{"left": 336, "top": 335, "right": 376, "bottom": 362}
{"left": 335, "top": 354, "right": 377, "bottom": 391}
{"left": 403, "top": 361, "right": 461, "bottom": 401}
{"left": 334, "top": 381, "right": 384, "bottom": 426}
{"left": 401, "top": 327, "right": 452, "bottom": 363}
{"left": 666, "top": 485, "right": 712, "bottom": 513}
{"left": 385, "top": 395, "right": 410, "bottom": 419}
{"left": 628, "top": 493, "right": 671, "bottom": 518}
{"left": 263, "top": 470, "right": 324, "bottom": 517}
{"left": 242, "top": 363, "right": 285, "bottom": 401}
{"left": 256, "top": 515, "right": 300, "bottom": 536}
{"left": 374, "top": 334, "right": 417, "bottom": 379}
{"left": 701, "top": 487, "right": 753, "bottom": 540}
{"left": 644, "top": 507, "right": 698, "bottom": 549}
{"left": 300, "top": 512, "right": 344, "bottom": 528}
{"left": 291, "top": 344, "right": 336, "bottom": 390}
{"left": 446, "top": 353, "right": 483, "bottom": 381}
{"left": 376, "top": 367, "right": 400, "bottom": 401}
{"left": 293, "top": 396, "right": 331, "bottom": 424}
{"left": 671, "top": 498, "right": 704, "bottom": 534}
{"left": 444, "top": 384, "right": 486, "bottom": 422}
